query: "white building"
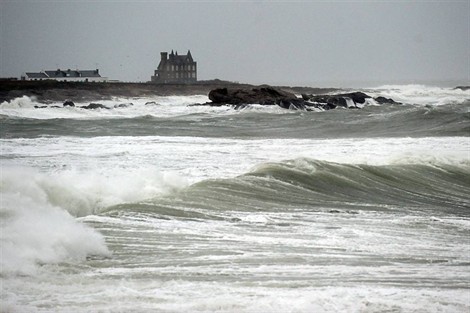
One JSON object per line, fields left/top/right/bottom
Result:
{"left": 23, "top": 69, "right": 108, "bottom": 82}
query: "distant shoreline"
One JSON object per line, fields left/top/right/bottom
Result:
{"left": 0, "top": 80, "right": 340, "bottom": 104}
{"left": 1, "top": 80, "right": 467, "bottom": 104}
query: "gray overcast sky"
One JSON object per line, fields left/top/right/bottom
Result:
{"left": 1, "top": 0, "right": 469, "bottom": 87}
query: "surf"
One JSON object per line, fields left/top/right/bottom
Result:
{"left": 102, "top": 158, "right": 470, "bottom": 221}
{"left": 0, "top": 165, "right": 188, "bottom": 275}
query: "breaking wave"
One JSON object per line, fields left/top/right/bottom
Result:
{"left": 1, "top": 101, "right": 469, "bottom": 139}
{"left": 0, "top": 166, "right": 188, "bottom": 275}
{"left": 103, "top": 158, "right": 470, "bottom": 220}
{"left": 367, "top": 84, "right": 470, "bottom": 106}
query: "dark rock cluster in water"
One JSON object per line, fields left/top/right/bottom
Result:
{"left": 32, "top": 87, "right": 401, "bottom": 111}
{"left": 34, "top": 101, "right": 134, "bottom": 109}
{"left": 195, "top": 87, "right": 401, "bottom": 110}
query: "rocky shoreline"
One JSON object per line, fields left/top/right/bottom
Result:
{"left": 0, "top": 80, "right": 339, "bottom": 104}
{"left": 195, "top": 87, "right": 400, "bottom": 110}
{"left": 27, "top": 86, "right": 402, "bottom": 112}
{"left": 2, "top": 81, "right": 466, "bottom": 111}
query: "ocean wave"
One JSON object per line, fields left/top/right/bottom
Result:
{"left": 1, "top": 102, "right": 468, "bottom": 139}
{"left": 1, "top": 166, "right": 188, "bottom": 217}
{"left": 102, "top": 158, "right": 470, "bottom": 220}
{"left": 0, "top": 168, "right": 110, "bottom": 275}
{"left": 0, "top": 166, "right": 188, "bottom": 275}
{"left": 366, "top": 84, "right": 470, "bottom": 106}
{"left": 1, "top": 85, "right": 468, "bottom": 122}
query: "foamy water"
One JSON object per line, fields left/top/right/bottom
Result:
{"left": 1, "top": 85, "right": 469, "bottom": 312}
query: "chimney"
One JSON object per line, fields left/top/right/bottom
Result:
{"left": 161, "top": 52, "right": 168, "bottom": 62}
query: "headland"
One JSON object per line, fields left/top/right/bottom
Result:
{"left": 0, "top": 80, "right": 340, "bottom": 104}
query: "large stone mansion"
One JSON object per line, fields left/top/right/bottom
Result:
{"left": 151, "top": 50, "right": 197, "bottom": 84}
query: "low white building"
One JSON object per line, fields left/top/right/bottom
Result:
{"left": 23, "top": 69, "right": 108, "bottom": 82}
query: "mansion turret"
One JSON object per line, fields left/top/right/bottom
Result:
{"left": 151, "top": 50, "right": 197, "bottom": 84}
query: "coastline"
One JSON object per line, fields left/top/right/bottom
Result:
{"left": 0, "top": 80, "right": 340, "bottom": 103}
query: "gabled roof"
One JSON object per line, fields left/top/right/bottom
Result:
{"left": 26, "top": 72, "right": 48, "bottom": 78}
{"left": 44, "top": 70, "right": 72, "bottom": 78}
{"left": 26, "top": 69, "right": 102, "bottom": 78}
{"left": 168, "top": 50, "right": 195, "bottom": 65}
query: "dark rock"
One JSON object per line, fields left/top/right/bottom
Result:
{"left": 208, "top": 87, "right": 297, "bottom": 105}
{"left": 329, "top": 209, "right": 342, "bottom": 214}
{"left": 204, "top": 87, "right": 399, "bottom": 111}
{"left": 330, "top": 96, "right": 348, "bottom": 108}
{"left": 208, "top": 87, "right": 230, "bottom": 103}
{"left": 276, "top": 98, "right": 311, "bottom": 111}
{"left": 34, "top": 105, "right": 48, "bottom": 108}
{"left": 454, "top": 86, "right": 470, "bottom": 91}
{"left": 234, "top": 103, "right": 250, "bottom": 110}
{"left": 81, "top": 103, "right": 110, "bottom": 110}
{"left": 145, "top": 101, "right": 159, "bottom": 106}
{"left": 304, "top": 92, "right": 373, "bottom": 109}
{"left": 276, "top": 99, "right": 291, "bottom": 110}
{"left": 63, "top": 100, "right": 75, "bottom": 107}
{"left": 207, "top": 86, "right": 314, "bottom": 111}
{"left": 114, "top": 102, "right": 134, "bottom": 108}
{"left": 374, "top": 96, "right": 402, "bottom": 105}
{"left": 341, "top": 92, "right": 371, "bottom": 104}
{"left": 259, "top": 99, "right": 276, "bottom": 105}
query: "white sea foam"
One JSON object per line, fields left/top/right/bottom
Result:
{"left": 0, "top": 95, "right": 221, "bottom": 120}
{"left": 0, "top": 165, "right": 189, "bottom": 275}
{"left": 1, "top": 84, "right": 467, "bottom": 121}
{"left": 2, "top": 136, "right": 468, "bottom": 185}
{"left": 2, "top": 135, "right": 467, "bottom": 278}
{"left": 0, "top": 168, "right": 110, "bottom": 275}
{"left": 3, "top": 277, "right": 468, "bottom": 313}
{"left": 0, "top": 95, "right": 38, "bottom": 108}
{"left": 367, "top": 84, "right": 470, "bottom": 106}
{"left": 1, "top": 166, "right": 188, "bottom": 217}
{"left": 1, "top": 88, "right": 469, "bottom": 311}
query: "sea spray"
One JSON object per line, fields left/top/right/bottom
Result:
{"left": 1, "top": 166, "right": 189, "bottom": 216}
{"left": 0, "top": 166, "right": 188, "bottom": 274}
{"left": 367, "top": 84, "right": 470, "bottom": 106}
{"left": 1, "top": 172, "right": 109, "bottom": 275}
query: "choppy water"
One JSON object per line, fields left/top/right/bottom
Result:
{"left": 1, "top": 85, "right": 469, "bottom": 312}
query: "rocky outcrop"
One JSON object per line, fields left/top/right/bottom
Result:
{"left": 301, "top": 92, "right": 371, "bottom": 109}
{"left": 374, "top": 96, "right": 402, "bottom": 105}
{"left": 81, "top": 103, "right": 110, "bottom": 109}
{"left": 114, "top": 102, "right": 133, "bottom": 108}
{"left": 302, "top": 92, "right": 402, "bottom": 108}
{"left": 203, "top": 87, "right": 317, "bottom": 110}
{"left": 208, "top": 87, "right": 297, "bottom": 105}
{"left": 0, "top": 80, "right": 251, "bottom": 103}
{"left": 145, "top": 101, "right": 159, "bottom": 106}
{"left": 26, "top": 85, "right": 401, "bottom": 112}
{"left": 204, "top": 87, "right": 399, "bottom": 110}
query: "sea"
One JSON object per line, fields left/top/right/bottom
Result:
{"left": 1, "top": 84, "right": 469, "bottom": 312}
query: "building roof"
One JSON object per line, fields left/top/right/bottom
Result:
{"left": 26, "top": 69, "right": 102, "bottom": 78}
{"left": 168, "top": 50, "right": 195, "bottom": 65}
{"left": 25, "top": 72, "right": 48, "bottom": 78}
{"left": 78, "top": 70, "right": 101, "bottom": 77}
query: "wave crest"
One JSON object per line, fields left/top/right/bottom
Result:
{"left": 0, "top": 166, "right": 188, "bottom": 274}
{"left": 103, "top": 158, "right": 470, "bottom": 220}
